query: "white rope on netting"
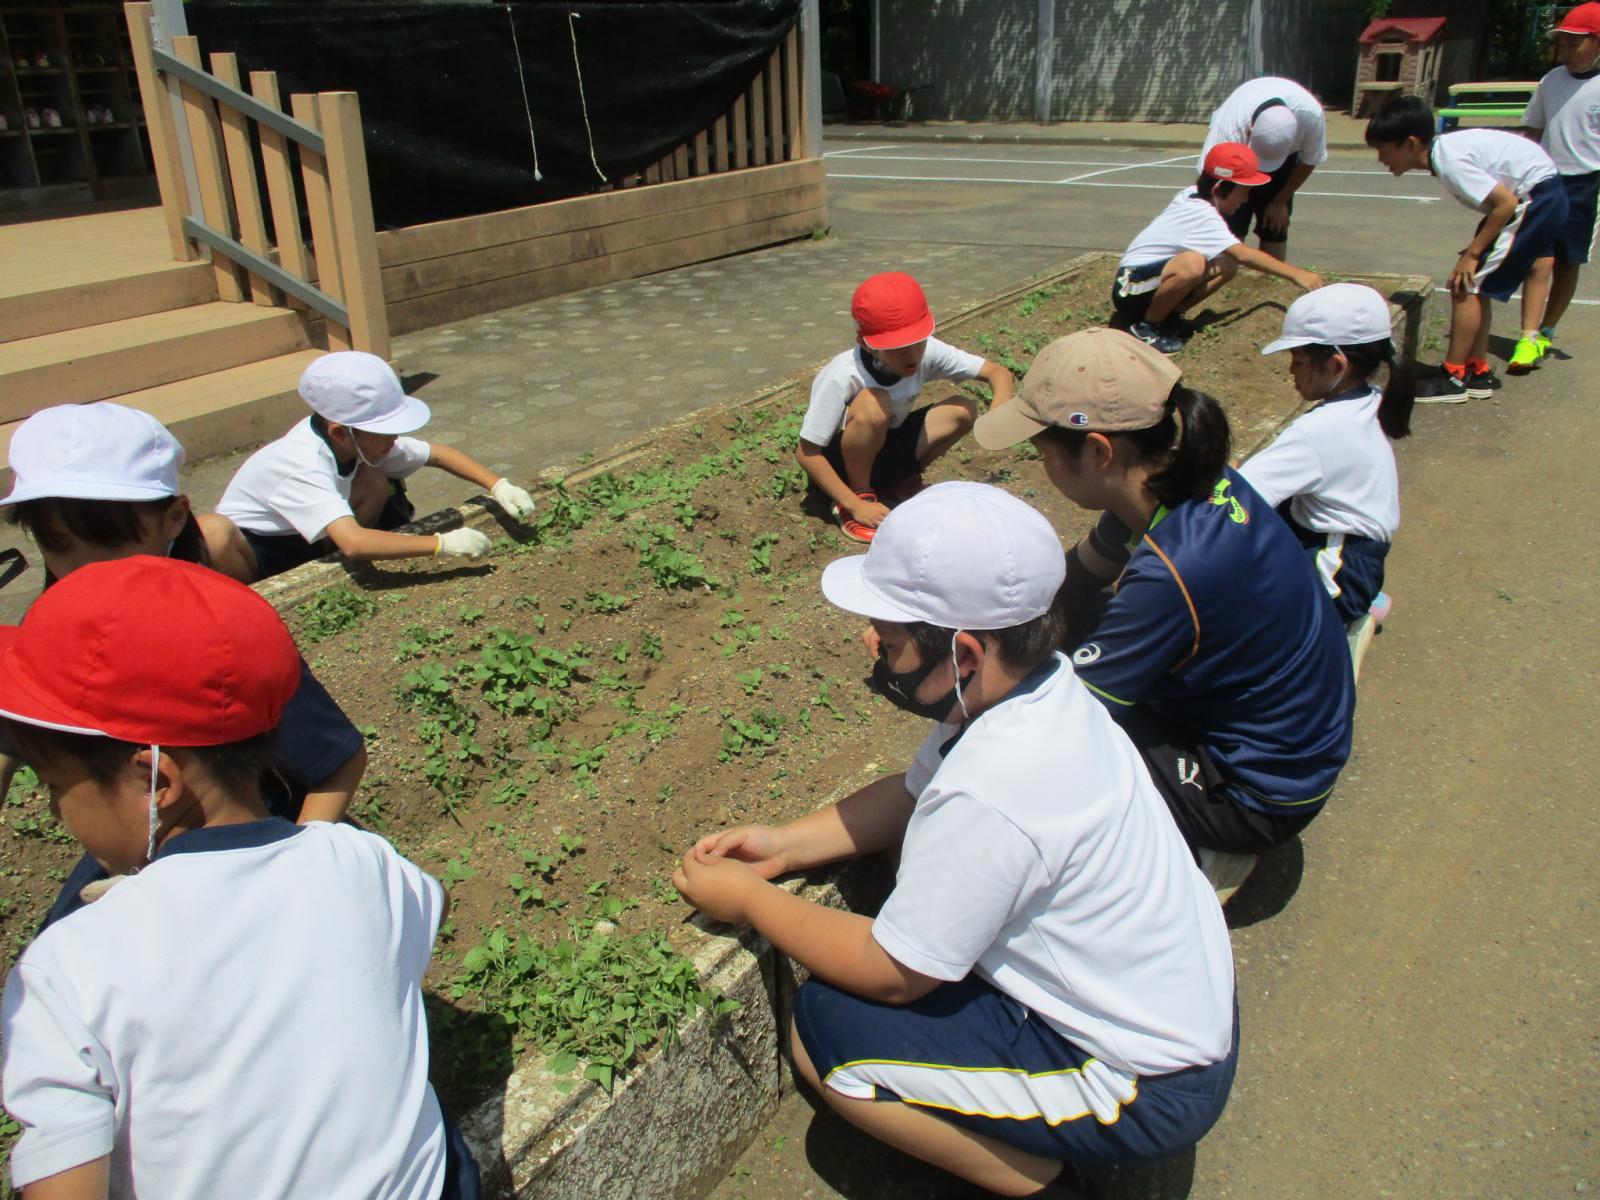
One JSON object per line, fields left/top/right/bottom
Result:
{"left": 504, "top": 3, "right": 543, "bottom": 181}
{"left": 567, "top": 10, "right": 608, "bottom": 183}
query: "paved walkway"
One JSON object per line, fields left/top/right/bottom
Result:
{"left": 823, "top": 110, "right": 1373, "bottom": 151}
{"left": 0, "top": 226, "right": 1073, "bottom": 621}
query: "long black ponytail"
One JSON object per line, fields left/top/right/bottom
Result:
{"left": 1304, "top": 338, "right": 1413, "bottom": 439}
{"left": 1130, "top": 385, "right": 1233, "bottom": 507}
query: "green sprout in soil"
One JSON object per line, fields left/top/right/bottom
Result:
{"left": 296, "top": 585, "right": 377, "bottom": 642}
{"left": 454, "top": 910, "right": 737, "bottom": 1094}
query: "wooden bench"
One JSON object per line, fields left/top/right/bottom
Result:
{"left": 1438, "top": 81, "right": 1538, "bottom": 131}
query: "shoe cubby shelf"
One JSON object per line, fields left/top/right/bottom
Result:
{"left": 0, "top": 3, "right": 155, "bottom": 211}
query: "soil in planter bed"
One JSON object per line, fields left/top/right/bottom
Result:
{"left": 0, "top": 264, "right": 1323, "bottom": 1118}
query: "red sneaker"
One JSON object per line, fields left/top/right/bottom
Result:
{"left": 833, "top": 491, "right": 880, "bottom": 543}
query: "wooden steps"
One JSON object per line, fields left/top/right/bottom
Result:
{"left": 0, "top": 303, "right": 311, "bottom": 420}
{"left": 0, "top": 206, "right": 325, "bottom": 485}
{"left": 0, "top": 349, "right": 321, "bottom": 493}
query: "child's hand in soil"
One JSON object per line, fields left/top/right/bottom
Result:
{"left": 674, "top": 851, "right": 761, "bottom": 924}
{"left": 691, "top": 825, "right": 789, "bottom": 879}
{"left": 850, "top": 497, "right": 892, "bottom": 528}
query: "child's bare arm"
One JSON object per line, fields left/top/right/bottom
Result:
{"left": 297, "top": 743, "right": 367, "bottom": 825}
{"left": 425, "top": 444, "right": 500, "bottom": 490}
{"left": 1225, "top": 242, "right": 1324, "bottom": 291}
{"left": 1451, "top": 183, "right": 1521, "bottom": 296}
{"left": 322, "top": 517, "right": 489, "bottom": 562}
{"left": 797, "top": 439, "right": 890, "bottom": 528}
{"left": 975, "top": 360, "right": 1014, "bottom": 409}
{"left": 22, "top": 1158, "right": 110, "bottom": 1200}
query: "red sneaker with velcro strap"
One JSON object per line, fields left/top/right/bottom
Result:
{"left": 833, "top": 490, "right": 881, "bottom": 543}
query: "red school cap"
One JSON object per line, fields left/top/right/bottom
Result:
{"left": 852, "top": 272, "right": 937, "bottom": 350}
{"left": 1202, "top": 142, "right": 1272, "bottom": 187}
{"left": 0, "top": 556, "right": 300, "bottom": 744}
{"left": 1552, "top": 3, "right": 1600, "bottom": 36}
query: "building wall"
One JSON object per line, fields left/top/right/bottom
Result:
{"left": 876, "top": 0, "right": 1038, "bottom": 121}
{"left": 875, "top": 0, "right": 1370, "bottom": 123}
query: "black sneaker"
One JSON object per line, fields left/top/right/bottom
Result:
{"left": 1130, "top": 319, "right": 1187, "bottom": 355}
{"left": 1413, "top": 367, "right": 1468, "bottom": 405}
{"left": 1465, "top": 366, "right": 1501, "bottom": 400}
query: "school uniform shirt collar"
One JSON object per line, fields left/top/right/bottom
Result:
{"left": 855, "top": 346, "right": 903, "bottom": 388}
{"left": 938, "top": 653, "right": 1064, "bottom": 758}
{"left": 155, "top": 816, "right": 303, "bottom": 860}
{"left": 309, "top": 416, "right": 358, "bottom": 478}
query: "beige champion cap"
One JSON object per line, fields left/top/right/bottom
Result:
{"left": 973, "top": 327, "right": 1182, "bottom": 448}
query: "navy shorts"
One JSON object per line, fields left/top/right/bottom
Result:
{"left": 821, "top": 403, "right": 930, "bottom": 494}
{"left": 1475, "top": 176, "right": 1569, "bottom": 301}
{"left": 793, "top": 973, "right": 1238, "bottom": 1164}
{"left": 1225, "top": 153, "right": 1298, "bottom": 241}
{"left": 242, "top": 528, "right": 323, "bottom": 581}
{"left": 1281, "top": 504, "right": 1390, "bottom": 625}
{"left": 1110, "top": 261, "right": 1167, "bottom": 323}
{"left": 1555, "top": 171, "right": 1600, "bottom": 266}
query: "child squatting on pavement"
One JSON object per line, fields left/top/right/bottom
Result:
{"left": 675, "top": 482, "right": 1237, "bottom": 1198}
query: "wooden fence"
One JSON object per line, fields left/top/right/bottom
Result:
{"left": 124, "top": 1, "right": 390, "bottom": 358}
{"left": 377, "top": 22, "right": 825, "bottom": 334}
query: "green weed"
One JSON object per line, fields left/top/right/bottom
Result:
{"left": 296, "top": 586, "right": 377, "bottom": 642}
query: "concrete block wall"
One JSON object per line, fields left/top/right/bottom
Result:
{"left": 1047, "top": 0, "right": 1251, "bottom": 122}
{"left": 875, "top": 0, "right": 1367, "bottom": 124}
{"left": 877, "top": 0, "right": 1037, "bottom": 120}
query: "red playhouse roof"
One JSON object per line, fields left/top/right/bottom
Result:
{"left": 1359, "top": 17, "right": 1447, "bottom": 44}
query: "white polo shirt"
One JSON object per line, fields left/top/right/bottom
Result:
{"left": 799, "top": 339, "right": 985, "bottom": 447}
{"left": 1429, "top": 129, "right": 1558, "bottom": 211}
{"left": 872, "top": 653, "right": 1236, "bottom": 1078}
{"left": 1200, "top": 77, "right": 1329, "bottom": 168}
{"left": 1119, "top": 187, "right": 1241, "bottom": 269}
{"left": 216, "top": 417, "right": 431, "bottom": 540}
{"left": 1522, "top": 65, "right": 1600, "bottom": 175}
{"left": 1240, "top": 383, "right": 1399, "bottom": 542}
{"left": 2, "top": 820, "right": 447, "bottom": 1198}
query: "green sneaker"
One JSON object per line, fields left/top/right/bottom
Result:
{"left": 1507, "top": 335, "right": 1545, "bottom": 374}
{"left": 1536, "top": 333, "right": 1553, "bottom": 356}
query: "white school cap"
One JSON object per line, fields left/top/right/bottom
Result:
{"left": 298, "top": 351, "right": 431, "bottom": 434}
{"left": 1248, "top": 105, "right": 1300, "bottom": 173}
{"left": 3, "top": 402, "right": 183, "bottom": 505}
{"left": 1260, "top": 283, "right": 1392, "bottom": 355}
{"left": 820, "top": 481, "right": 1065, "bottom": 628}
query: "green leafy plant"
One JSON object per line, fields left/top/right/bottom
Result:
{"left": 748, "top": 532, "right": 780, "bottom": 576}
{"left": 718, "top": 708, "right": 786, "bottom": 761}
{"left": 456, "top": 916, "right": 736, "bottom": 1092}
{"left": 296, "top": 586, "right": 377, "bottom": 642}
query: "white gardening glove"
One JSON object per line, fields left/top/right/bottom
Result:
{"left": 435, "top": 528, "right": 494, "bottom": 558}
{"left": 490, "top": 477, "right": 536, "bottom": 521}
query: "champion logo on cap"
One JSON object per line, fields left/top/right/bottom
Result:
{"left": 1068, "top": 412, "right": 1090, "bottom": 427}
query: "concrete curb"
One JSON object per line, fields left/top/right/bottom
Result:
{"left": 254, "top": 261, "right": 1432, "bottom": 1199}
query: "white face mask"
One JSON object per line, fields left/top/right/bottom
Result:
{"left": 352, "top": 433, "right": 384, "bottom": 469}
{"left": 950, "top": 630, "right": 972, "bottom": 722}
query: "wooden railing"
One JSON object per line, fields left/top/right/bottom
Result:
{"left": 628, "top": 23, "right": 806, "bottom": 186}
{"left": 123, "top": 1, "right": 389, "bottom": 359}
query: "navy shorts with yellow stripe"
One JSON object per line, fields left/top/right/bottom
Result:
{"left": 793, "top": 974, "right": 1238, "bottom": 1163}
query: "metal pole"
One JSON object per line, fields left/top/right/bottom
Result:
{"left": 802, "top": 0, "right": 822, "bottom": 157}
{"left": 1035, "top": 0, "right": 1055, "bottom": 123}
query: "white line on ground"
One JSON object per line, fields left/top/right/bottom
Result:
{"left": 829, "top": 152, "right": 1154, "bottom": 168}
{"left": 1432, "top": 285, "right": 1600, "bottom": 306}
{"left": 825, "top": 150, "right": 1395, "bottom": 176}
{"left": 1056, "top": 154, "right": 1191, "bottom": 184}
{"left": 822, "top": 144, "right": 902, "bottom": 156}
{"left": 825, "top": 171, "right": 1438, "bottom": 202}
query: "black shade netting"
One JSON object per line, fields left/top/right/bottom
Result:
{"left": 185, "top": 1, "right": 801, "bottom": 229}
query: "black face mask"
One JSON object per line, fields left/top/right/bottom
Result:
{"left": 870, "top": 649, "right": 971, "bottom": 722}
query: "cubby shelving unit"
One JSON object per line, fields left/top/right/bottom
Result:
{"left": 0, "top": 3, "right": 156, "bottom": 213}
